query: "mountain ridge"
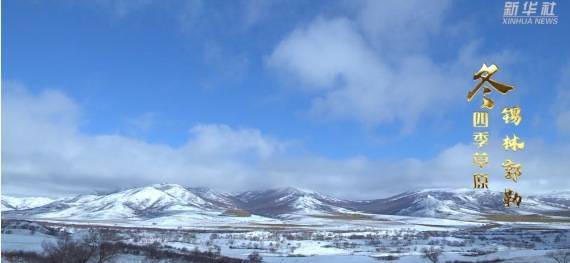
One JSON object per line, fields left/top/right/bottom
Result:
{"left": 3, "top": 184, "right": 569, "bottom": 221}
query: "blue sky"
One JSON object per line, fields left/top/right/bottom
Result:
{"left": 3, "top": 0, "right": 570, "bottom": 198}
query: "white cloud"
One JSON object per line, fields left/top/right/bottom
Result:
{"left": 184, "top": 124, "right": 285, "bottom": 159}
{"left": 257, "top": 140, "right": 570, "bottom": 199}
{"left": 354, "top": 0, "right": 451, "bottom": 51}
{"left": 3, "top": 83, "right": 569, "bottom": 199}
{"left": 268, "top": 16, "right": 468, "bottom": 131}
{"left": 1, "top": 83, "right": 284, "bottom": 196}
{"left": 269, "top": 18, "right": 386, "bottom": 90}
{"left": 267, "top": 1, "right": 519, "bottom": 133}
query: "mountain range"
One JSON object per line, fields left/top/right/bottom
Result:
{"left": 3, "top": 184, "right": 569, "bottom": 223}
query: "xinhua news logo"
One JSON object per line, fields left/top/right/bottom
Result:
{"left": 503, "top": 1, "right": 559, "bottom": 25}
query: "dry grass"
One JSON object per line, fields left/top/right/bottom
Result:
{"left": 310, "top": 213, "right": 378, "bottom": 221}
{"left": 221, "top": 209, "right": 251, "bottom": 217}
{"left": 485, "top": 214, "right": 570, "bottom": 223}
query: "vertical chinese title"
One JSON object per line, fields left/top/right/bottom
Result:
{"left": 467, "top": 64, "right": 525, "bottom": 207}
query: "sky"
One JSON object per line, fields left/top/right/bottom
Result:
{"left": 2, "top": 0, "right": 570, "bottom": 199}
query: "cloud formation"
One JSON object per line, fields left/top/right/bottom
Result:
{"left": 269, "top": 18, "right": 452, "bottom": 131}
{"left": 3, "top": 83, "right": 569, "bottom": 199}
{"left": 354, "top": 0, "right": 451, "bottom": 51}
{"left": 2, "top": 83, "right": 284, "bottom": 196}
{"left": 267, "top": 0, "right": 513, "bottom": 132}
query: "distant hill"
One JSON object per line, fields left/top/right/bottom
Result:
{"left": 3, "top": 184, "right": 569, "bottom": 223}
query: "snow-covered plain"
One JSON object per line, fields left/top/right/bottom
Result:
{"left": 2, "top": 213, "right": 569, "bottom": 262}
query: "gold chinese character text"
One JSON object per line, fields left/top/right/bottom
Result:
{"left": 473, "top": 132, "right": 489, "bottom": 148}
{"left": 473, "top": 152, "right": 489, "bottom": 168}
{"left": 473, "top": 173, "right": 489, "bottom": 189}
{"left": 502, "top": 106, "right": 522, "bottom": 125}
{"left": 502, "top": 159, "right": 522, "bottom": 182}
{"left": 503, "top": 135, "right": 525, "bottom": 151}
{"left": 467, "top": 64, "right": 514, "bottom": 109}
{"left": 473, "top": 111, "right": 489, "bottom": 128}
{"left": 503, "top": 188, "right": 522, "bottom": 207}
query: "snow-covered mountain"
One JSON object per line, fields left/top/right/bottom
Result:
{"left": 3, "top": 185, "right": 569, "bottom": 221}
{"left": 352, "top": 189, "right": 506, "bottom": 217}
{"left": 525, "top": 191, "right": 570, "bottom": 216}
{"left": 352, "top": 189, "right": 570, "bottom": 218}
{"left": 236, "top": 187, "right": 354, "bottom": 217}
{"left": 2, "top": 196, "right": 56, "bottom": 211}
{"left": 4, "top": 184, "right": 238, "bottom": 220}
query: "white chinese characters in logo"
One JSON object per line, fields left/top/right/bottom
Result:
{"left": 522, "top": 1, "right": 538, "bottom": 16}
{"left": 504, "top": 2, "right": 520, "bottom": 16}
{"left": 503, "top": 1, "right": 558, "bottom": 25}
{"left": 541, "top": 1, "right": 557, "bottom": 16}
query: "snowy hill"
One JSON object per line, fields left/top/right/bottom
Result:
{"left": 236, "top": 187, "right": 354, "bottom": 217}
{"left": 3, "top": 185, "right": 569, "bottom": 222}
{"left": 352, "top": 188, "right": 570, "bottom": 218}
{"left": 4, "top": 184, "right": 238, "bottom": 220}
{"left": 1, "top": 196, "right": 56, "bottom": 211}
